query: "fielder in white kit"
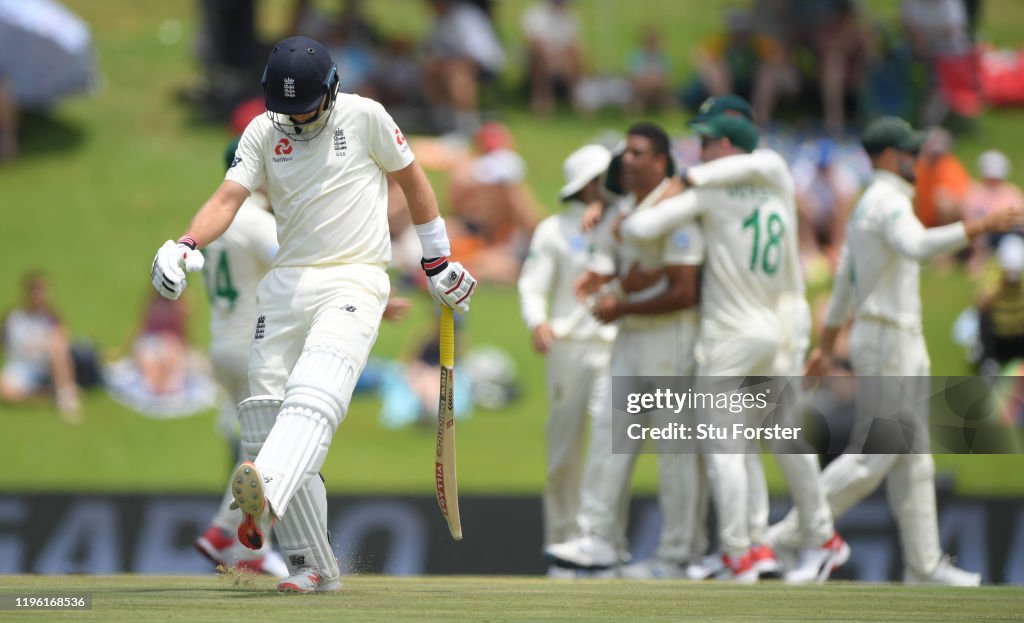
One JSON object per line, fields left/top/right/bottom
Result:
{"left": 546, "top": 123, "right": 704, "bottom": 576}
{"left": 668, "top": 104, "right": 848, "bottom": 584}
{"left": 771, "top": 116, "right": 1021, "bottom": 586}
{"left": 518, "top": 144, "right": 617, "bottom": 557}
{"left": 150, "top": 37, "right": 476, "bottom": 593}
{"left": 620, "top": 114, "right": 841, "bottom": 582}
{"left": 194, "top": 139, "right": 286, "bottom": 578}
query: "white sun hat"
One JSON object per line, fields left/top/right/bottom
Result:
{"left": 559, "top": 144, "right": 612, "bottom": 200}
{"left": 998, "top": 234, "right": 1024, "bottom": 276}
{"left": 978, "top": 150, "right": 1010, "bottom": 180}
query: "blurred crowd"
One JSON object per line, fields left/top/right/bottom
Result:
{"left": 180, "top": 0, "right": 1024, "bottom": 138}
{"left": 3, "top": 0, "right": 1024, "bottom": 422}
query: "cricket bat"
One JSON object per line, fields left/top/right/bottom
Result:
{"left": 435, "top": 306, "right": 463, "bottom": 540}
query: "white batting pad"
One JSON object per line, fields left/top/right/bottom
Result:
{"left": 256, "top": 346, "right": 354, "bottom": 517}
{"left": 274, "top": 474, "right": 340, "bottom": 581}
{"left": 238, "top": 396, "right": 282, "bottom": 462}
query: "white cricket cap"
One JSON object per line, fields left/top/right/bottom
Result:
{"left": 998, "top": 234, "right": 1024, "bottom": 275}
{"left": 978, "top": 150, "right": 1010, "bottom": 180}
{"left": 560, "top": 144, "right": 612, "bottom": 200}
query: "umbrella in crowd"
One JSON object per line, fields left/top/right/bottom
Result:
{"left": 0, "top": 0, "right": 96, "bottom": 107}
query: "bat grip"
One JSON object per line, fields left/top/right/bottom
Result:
{"left": 440, "top": 306, "right": 455, "bottom": 368}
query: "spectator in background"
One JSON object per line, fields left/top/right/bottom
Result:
{"left": 914, "top": 127, "right": 969, "bottom": 227}
{"left": 811, "top": 0, "right": 870, "bottom": 136}
{"left": 185, "top": 0, "right": 264, "bottom": 119}
{"left": 133, "top": 292, "right": 189, "bottom": 397}
{"left": 0, "top": 73, "right": 16, "bottom": 162}
{"left": 324, "top": 0, "right": 382, "bottom": 98}
{"left": 901, "top": 0, "right": 972, "bottom": 125}
{"left": 977, "top": 235, "right": 1024, "bottom": 369}
{"left": 1, "top": 272, "right": 79, "bottom": 420}
{"left": 627, "top": 27, "right": 673, "bottom": 115}
{"left": 792, "top": 138, "right": 860, "bottom": 264}
{"left": 684, "top": 10, "right": 792, "bottom": 124}
{"left": 965, "top": 150, "right": 1024, "bottom": 273}
{"left": 422, "top": 0, "right": 506, "bottom": 137}
{"left": 521, "top": 0, "right": 583, "bottom": 116}
{"left": 447, "top": 122, "right": 540, "bottom": 283}
{"left": 755, "top": 0, "right": 870, "bottom": 133}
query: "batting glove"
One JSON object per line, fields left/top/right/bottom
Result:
{"left": 422, "top": 257, "right": 476, "bottom": 313}
{"left": 151, "top": 238, "right": 205, "bottom": 300}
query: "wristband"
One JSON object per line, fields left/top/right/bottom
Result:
{"left": 177, "top": 235, "right": 198, "bottom": 250}
{"left": 414, "top": 216, "right": 451, "bottom": 259}
{"left": 421, "top": 256, "right": 449, "bottom": 277}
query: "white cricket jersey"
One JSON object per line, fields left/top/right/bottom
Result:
{"left": 592, "top": 179, "right": 705, "bottom": 331}
{"left": 824, "top": 169, "right": 968, "bottom": 332}
{"left": 518, "top": 202, "right": 616, "bottom": 343}
{"left": 226, "top": 93, "right": 415, "bottom": 268}
{"left": 201, "top": 194, "right": 278, "bottom": 348}
{"left": 622, "top": 152, "right": 802, "bottom": 339}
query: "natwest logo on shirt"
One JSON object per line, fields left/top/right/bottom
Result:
{"left": 272, "top": 138, "right": 294, "bottom": 163}
{"left": 394, "top": 127, "right": 409, "bottom": 153}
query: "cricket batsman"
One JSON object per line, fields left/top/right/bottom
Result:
{"left": 150, "top": 36, "right": 476, "bottom": 593}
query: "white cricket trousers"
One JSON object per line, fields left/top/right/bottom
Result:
{"left": 586, "top": 316, "right": 700, "bottom": 563}
{"left": 543, "top": 339, "right": 612, "bottom": 547}
{"left": 697, "top": 332, "right": 779, "bottom": 558}
{"left": 248, "top": 263, "right": 389, "bottom": 515}
{"left": 771, "top": 318, "right": 941, "bottom": 575}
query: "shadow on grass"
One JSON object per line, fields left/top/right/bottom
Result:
{"left": 16, "top": 112, "right": 88, "bottom": 159}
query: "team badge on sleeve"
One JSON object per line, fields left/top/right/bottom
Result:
{"left": 672, "top": 231, "right": 692, "bottom": 250}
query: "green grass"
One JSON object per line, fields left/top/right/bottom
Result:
{"left": 0, "top": 575, "right": 1021, "bottom": 622}
{"left": 2, "top": 0, "right": 1024, "bottom": 497}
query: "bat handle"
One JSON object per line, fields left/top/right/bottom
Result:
{"left": 440, "top": 306, "right": 455, "bottom": 368}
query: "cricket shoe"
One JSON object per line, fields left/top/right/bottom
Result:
{"left": 620, "top": 557, "right": 689, "bottom": 580}
{"left": 277, "top": 567, "right": 342, "bottom": 594}
{"left": 231, "top": 462, "right": 273, "bottom": 550}
{"left": 784, "top": 533, "right": 850, "bottom": 585}
{"left": 719, "top": 551, "right": 758, "bottom": 584}
{"left": 687, "top": 554, "right": 726, "bottom": 580}
{"left": 195, "top": 525, "right": 236, "bottom": 566}
{"left": 749, "top": 543, "right": 781, "bottom": 577}
{"left": 194, "top": 526, "right": 286, "bottom": 577}
{"left": 544, "top": 535, "right": 618, "bottom": 570}
{"left": 904, "top": 556, "right": 981, "bottom": 587}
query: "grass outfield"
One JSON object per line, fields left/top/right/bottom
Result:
{"left": 0, "top": 576, "right": 1021, "bottom": 623}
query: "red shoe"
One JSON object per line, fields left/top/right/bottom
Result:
{"left": 195, "top": 526, "right": 235, "bottom": 567}
{"left": 721, "top": 551, "right": 758, "bottom": 584}
{"left": 750, "top": 544, "right": 780, "bottom": 576}
{"left": 237, "top": 551, "right": 289, "bottom": 578}
{"left": 195, "top": 525, "right": 289, "bottom": 578}
{"left": 785, "top": 532, "right": 851, "bottom": 585}
{"left": 232, "top": 462, "right": 272, "bottom": 550}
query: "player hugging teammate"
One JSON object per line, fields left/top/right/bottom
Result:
{"left": 534, "top": 98, "right": 1008, "bottom": 586}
